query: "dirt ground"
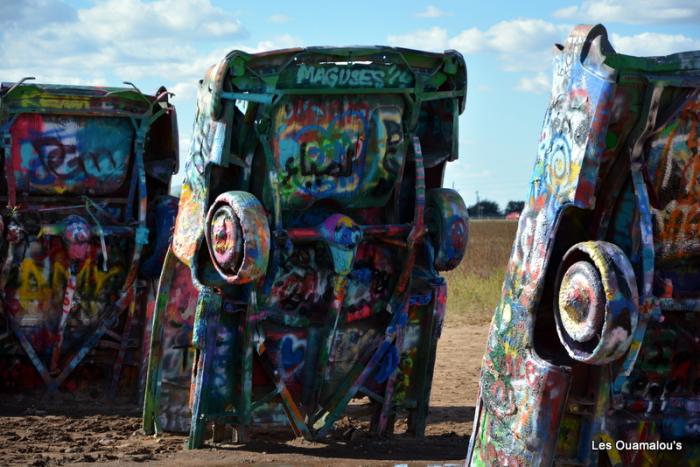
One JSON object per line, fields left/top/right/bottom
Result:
{"left": 0, "top": 318, "right": 488, "bottom": 466}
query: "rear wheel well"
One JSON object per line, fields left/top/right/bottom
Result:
{"left": 532, "top": 204, "right": 593, "bottom": 366}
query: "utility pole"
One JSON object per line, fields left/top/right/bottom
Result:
{"left": 475, "top": 190, "right": 481, "bottom": 219}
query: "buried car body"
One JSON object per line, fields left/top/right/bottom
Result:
{"left": 467, "top": 25, "right": 700, "bottom": 466}
{"left": 0, "top": 80, "right": 179, "bottom": 399}
{"left": 142, "top": 45, "right": 470, "bottom": 446}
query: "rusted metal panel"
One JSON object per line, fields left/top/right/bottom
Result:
{"left": 0, "top": 81, "right": 178, "bottom": 400}
{"left": 468, "top": 24, "right": 700, "bottom": 466}
{"left": 143, "top": 46, "right": 469, "bottom": 446}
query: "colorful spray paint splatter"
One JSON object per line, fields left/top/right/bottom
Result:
{"left": 144, "top": 46, "right": 469, "bottom": 446}
{"left": 0, "top": 82, "right": 178, "bottom": 399}
{"left": 468, "top": 25, "right": 700, "bottom": 466}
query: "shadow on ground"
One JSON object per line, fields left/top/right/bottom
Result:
{"left": 0, "top": 396, "right": 474, "bottom": 465}
{"left": 189, "top": 405, "right": 475, "bottom": 463}
{"left": 210, "top": 433, "right": 469, "bottom": 462}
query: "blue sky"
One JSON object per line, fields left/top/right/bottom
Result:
{"left": 2, "top": 0, "right": 699, "bottom": 208}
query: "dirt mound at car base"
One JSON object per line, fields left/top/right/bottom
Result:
{"left": 0, "top": 323, "right": 484, "bottom": 466}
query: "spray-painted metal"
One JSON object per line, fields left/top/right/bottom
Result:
{"left": 0, "top": 80, "right": 178, "bottom": 399}
{"left": 143, "top": 46, "right": 469, "bottom": 446}
{"left": 467, "top": 24, "right": 700, "bottom": 466}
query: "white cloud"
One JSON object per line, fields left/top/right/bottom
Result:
{"left": 169, "top": 82, "right": 198, "bottom": 102}
{"left": 610, "top": 32, "right": 700, "bottom": 56}
{"left": 446, "top": 19, "right": 570, "bottom": 55}
{"left": 516, "top": 72, "right": 551, "bottom": 94}
{"left": 387, "top": 19, "right": 572, "bottom": 95}
{"left": 111, "top": 46, "right": 231, "bottom": 83}
{"left": 485, "top": 19, "right": 568, "bottom": 53}
{"left": 452, "top": 19, "right": 569, "bottom": 71}
{"left": 254, "top": 34, "right": 303, "bottom": 52}
{"left": 416, "top": 16, "right": 699, "bottom": 75}
{"left": 552, "top": 6, "right": 579, "bottom": 18}
{"left": 388, "top": 27, "right": 449, "bottom": 51}
{"left": 0, "top": 0, "right": 249, "bottom": 86}
{"left": 553, "top": 0, "right": 700, "bottom": 24}
{"left": 448, "top": 28, "right": 488, "bottom": 54}
{"left": 389, "top": 19, "right": 569, "bottom": 72}
{"left": 267, "top": 13, "right": 291, "bottom": 24}
{"left": 416, "top": 5, "right": 449, "bottom": 18}
{"left": 77, "top": 0, "right": 247, "bottom": 41}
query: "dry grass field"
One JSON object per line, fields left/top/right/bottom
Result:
{"left": 444, "top": 219, "right": 519, "bottom": 325}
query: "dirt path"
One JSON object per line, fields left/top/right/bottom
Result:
{"left": 0, "top": 321, "right": 488, "bottom": 466}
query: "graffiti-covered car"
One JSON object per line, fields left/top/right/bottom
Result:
{"left": 467, "top": 25, "right": 700, "bottom": 465}
{"left": 143, "top": 46, "right": 469, "bottom": 446}
{"left": 0, "top": 79, "right": 178, "bottom": 399}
